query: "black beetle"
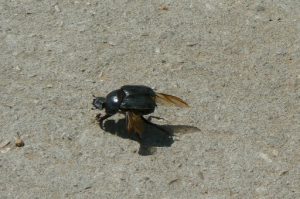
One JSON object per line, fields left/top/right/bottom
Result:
{"left": 93, "top": 85, "right": 189, "bottom": 139}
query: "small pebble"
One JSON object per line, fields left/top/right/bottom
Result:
{"left": 155, "top": 47, "right": 160, "bottom": 53}
{"left": 159, "top": 5, "right": 169, "bottom": 11}
{"left": 54, "top": 5, "right": 61, "bottom": 12}
{"left": 15, "top": 133, "right": 25, "bottom": 147}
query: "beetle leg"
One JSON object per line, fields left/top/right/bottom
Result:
{"left": 141, "top": 116, "right": 170, "bottom": 135}
{"left": 96, "top": 113, "right": 101, "bottom": 120}
{"left": 135, "top": 133, "right": 142, "bottom": 143}
{"left": 96, "top": 114, "right": 112, "bottom": 130}
{"left": 147, "top": 116, "right": 165, "bottom": 122}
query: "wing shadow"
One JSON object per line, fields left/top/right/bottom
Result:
{"left": 100, "top": 118, "right": 199, "bottom": 156}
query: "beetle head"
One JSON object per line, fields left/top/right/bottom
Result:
{"left": 92, "top": 96, "right": 106, "bottom": 110}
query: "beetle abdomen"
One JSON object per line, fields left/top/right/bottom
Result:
{"left": 120, "top": 85, "right": 156, "bottom": 115}
{"left": 121, "top": 85, "right": 156, "bottom": 97}
{"left": 120, "top": 95, "right": 155, "bottom": 114}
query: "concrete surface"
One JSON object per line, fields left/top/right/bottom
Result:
{"left": 0, "top": 0, "right": 299, "bottom": 198}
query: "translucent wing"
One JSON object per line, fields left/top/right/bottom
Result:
{"left": 155, "top": 93, "right": 189, "bottom": 108}
{"left": 126, "top": 112, "right": 144, "bottom": 137}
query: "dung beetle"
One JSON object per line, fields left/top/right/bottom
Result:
{"left": 93, "top": 85, "right": 189, "bottom": 139}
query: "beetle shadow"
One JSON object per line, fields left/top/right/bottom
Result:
{"left": 101, "top": 118, "right": 200, "bottom": 156}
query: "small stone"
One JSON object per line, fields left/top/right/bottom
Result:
{"left": 159, "top": 5, "right": 169, "bottom": 11}
{"left": 15, "top": 133, "right": 25, "bottom": 147}
{"left": 280, "top": 170, "right": 289, "bottom": 176}
{"left": 54, "top": 5, "right": 61, "bottom": 12}
{"left": 155, "top": 47, "right": 160, "bottom": 53}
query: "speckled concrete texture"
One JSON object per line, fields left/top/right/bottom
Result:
{"left": 1, "top": 0, "right": 299, "bottom": 198}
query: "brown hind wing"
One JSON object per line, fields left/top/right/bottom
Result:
{"left": 155, "top": 93, "right": 189, "bottom": 108}
{"left": 126, "top": 112, "right": 144, "bottom": 137}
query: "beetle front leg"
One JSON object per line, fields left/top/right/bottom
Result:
{"left": 135, "top": 132, "right": 142, "bottom": 143}
{"left": 147, "top": 116, "right": 165, "bottom": 122}
{"left": 96, "top": 114, "right": 112, "bottom": 130}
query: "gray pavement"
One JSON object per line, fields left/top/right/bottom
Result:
{"left": 1, "top": 1, "right": 299, "bottom": 198}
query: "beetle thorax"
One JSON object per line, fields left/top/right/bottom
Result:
{"left": 105, "top": 89, "right": 124, "bottom": 115}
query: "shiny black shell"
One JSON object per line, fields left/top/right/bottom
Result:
{"left": 105, "top": 85, "right": 156, "bottom": 115}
